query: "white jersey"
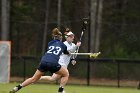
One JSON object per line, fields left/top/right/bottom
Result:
{"left": 58, "top": 41, "right": 77, "bottom": 68}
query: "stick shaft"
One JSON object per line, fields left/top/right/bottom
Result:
{"left": 71, "top": 53, "right": 92, "bottom": 55}
{"left": 73, "top": 18, "right": 88, "bottom": 58}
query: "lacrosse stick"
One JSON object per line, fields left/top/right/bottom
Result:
{"left": 71, "top": 52, "right": 101, "bottom": 58}
{"left": 73, "top": 18, "right": 88, "bottom": 59}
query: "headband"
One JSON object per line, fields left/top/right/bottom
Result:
{"left": 66, "top": 32, "right": 74, "bottom": 36}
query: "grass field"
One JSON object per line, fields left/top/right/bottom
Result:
{"left": 0, "top": 83, "right": 140, "bottom": 93}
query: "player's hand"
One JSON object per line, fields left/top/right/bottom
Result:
{"left": 71, "top": 60, "right": 76, "bottom": 65}
{"left": 76, "top": 41, "right": 81, "bottom": 47}
{"left": 68, "top": 51, "right": 72, "bottom": 55}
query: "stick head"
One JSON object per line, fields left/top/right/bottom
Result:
{"left": 90, "top": 52, "right": 101, "bottom": 58}
{"left": 82, "top": 18, "right": 89, "bottom": 30}
{"left": 83, "top": 18, "right": 88, "bottom": 25}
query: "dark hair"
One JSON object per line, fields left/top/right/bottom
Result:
{"left": 64, "top": 28, "right": 71, "bottom": 35}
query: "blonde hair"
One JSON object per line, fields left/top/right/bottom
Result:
{"left": 52, "top": 28, "right": 62, "bottom": 36}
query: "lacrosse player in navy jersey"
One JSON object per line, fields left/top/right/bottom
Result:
{"left": 10, "top": 28, "right": 70, "bottom": 93}
{"left": 40, "top": 28, "right": 81, "bottom": 93}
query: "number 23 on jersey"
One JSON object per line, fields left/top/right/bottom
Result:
{"left": 47, "top": 46, "right": 62, "bottom": 55}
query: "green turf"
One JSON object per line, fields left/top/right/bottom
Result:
{"left": 0, "top": 83, "right": 140, "bottom": 93}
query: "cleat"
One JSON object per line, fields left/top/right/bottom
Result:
{"left": 9, "top": 87, "right": 18, "bottom": 93}
{"left": 58, "top": 90, "right": 66, "bottom": 93}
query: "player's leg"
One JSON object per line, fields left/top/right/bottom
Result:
{"left": 21, "top": 69, "right": 44, "bottom": 86}
{"left": 40, "top": 73, "right": 61, "bottom": 81}
{"left": 9, "top": 69, "right": 44, "bottom": 93}
{"left": 55, "top": 66, "right": 69, "bottom": 93}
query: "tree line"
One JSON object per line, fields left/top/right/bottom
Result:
{"left": 0, "top": 0, "right": 140, "bottom": 59}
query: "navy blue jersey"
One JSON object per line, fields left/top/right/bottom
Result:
{"left": 41, "top": 39, "right": 68, "bottom": 63}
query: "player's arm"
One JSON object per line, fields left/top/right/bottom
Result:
{"left": 63, "top": 50, "right": 70, "bottom": 54}
{"left": 63, "top": 45, "right": 70, "bottom": 54}
{"left": 70, "top": 42, "right": 81, "bottom": 53}
{"left": 70, "top": 42, "right": 81, "bottom": 65}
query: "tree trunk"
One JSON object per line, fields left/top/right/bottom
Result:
{"left": 89, "top": 0, "right": 98, "bottom": 84}
{"left": 90, "top": 0, "right": 98, "bottom": 53}
{"left": 121, "top": 0, "right": 127, "bottom": 33}
{"left": 1, "top": 0, "right": 10, "bottom": 40}
{"left": 89, "top": 0, "right": 103, "bottom": 81}
{"left": 57, "top": 0, "right": 62, "bottom": 28}
{"left": 42, "top": 0, "right": 50, "bottom": 55}
{"left": 95, "top": 0, "right": 103, "bottom": 52}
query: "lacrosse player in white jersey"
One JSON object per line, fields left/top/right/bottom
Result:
{"left": 40, "top": 28, "right": 81, "bottom": 93}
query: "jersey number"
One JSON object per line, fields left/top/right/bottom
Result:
{"left": 47, "top": 46, "right": 61, "bottom": 55}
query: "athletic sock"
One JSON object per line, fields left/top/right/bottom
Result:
{"left": 13, "top": 84, "right": 22, "bottom": 91}
{"left": 58, "top": 86, "right": 64, "bottom": 92}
